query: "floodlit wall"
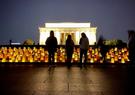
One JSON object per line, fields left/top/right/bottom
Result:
{"left": 39, "top": 23, "right": 97, "bottom": 45}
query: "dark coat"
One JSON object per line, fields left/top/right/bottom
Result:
{"left": 46, "top": 36, "right": 58, "bottom": 52}
{"left": 66, "top": 39, "right": 74, "bottom": 54}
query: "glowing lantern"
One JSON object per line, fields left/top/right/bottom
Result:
{"left": 2, "top": 58, "right": 6, "bottom": 62}
{"left": 92, "top": 50, "right": 95, "bottom": 54}
{"left": 98, "top": 53, "right": 102, "bottom": 58}
{"left": 121, "top": 49, "right": 124, "bottom": 53}
{"left": 22, "top": 57, "right": 26, "bottom": 62}
{"left": 62, "top": 59, "right": 65, "bottom": 62}
{"left": 115, "top": 52, "right": 118, "bottom": 56}
{"left": 106, "top": 54, "right": 111, "bottom": 60}
{"left": 124, "top": 48, "right": 127, "bottom": 51}
{"left": 114, "top": 56, "right": 118, "bottom": 62}
{"left": 45, "top": 58, "right": 48, "bottom": 62}
{"left": 72, "top": 54, "right": 75, "bottom": 59}
{"left": 127, "top": 59, "right": 130, "bottom": 62}
{"left": 15, "top": 59, "right": 19, "bottom": 62}
{"left": 111, "top": 58, "right": 115, "bottom": 63}
{"left": 118, "top": 56, "right": 121, "bottom": 60}
{"left": 40, "top": 56, "right": 44, "bottom": 62}
{"left": 114, "top": 47, "right": 118, "bottom": 51}
{"left": 90, "top": 58, "right": 94, "bottom": 63}
{"left": 121, "top": 58, "right": 125, "bottom": 63}
{"left": 0, "top": 53, "right": 3, "bottom": 59}
{"left": 94, "top": 57, "right": 97, "bottom": 62}
{"left": 9, "top": 59, "right": 13, "bottom": 63}
{"left": 118, "top": 51, "right": 122, "bottom": 55}
{"left": 100, "top": 60, "right": 104, "bottom": 63}
{"left": 111, "top": 54, "right": 114, "bottom": 58}
{"left": 30, "top": 58, "right": 33, "bottom": 63}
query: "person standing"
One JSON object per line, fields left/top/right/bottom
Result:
{"left": 97, "top": 35, "right": 107, "bottom": 63}
{"left": 46, "top": 30, "right": 58, "bottom": 66}
{"left": 79, "top": 33, "right": 89, "bottom": 66}
{"left": 128, "top": 30, "right": 135, "bottom": 64}
{"left": 66, "top": 35, "right": 74, "bottom": 67}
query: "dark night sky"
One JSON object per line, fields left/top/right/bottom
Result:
{"left": 0, "top": 0, "right": 135, "bottom": 44}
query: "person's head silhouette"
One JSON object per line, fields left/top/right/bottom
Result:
{"left": 67, "top": 35, "right": 71, "bottom": 40}
{"left": 50, "top": 30, "right": 54, "bottom": 37}
{"left": 81, "top": 32, "right": 86, "bottom": 38}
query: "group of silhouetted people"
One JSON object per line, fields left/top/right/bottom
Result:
{"left": 45, "top": 30, "right": 135, "bottom": 67}
{"left": 45, "top": 30, "right": 89, "bottom": 67}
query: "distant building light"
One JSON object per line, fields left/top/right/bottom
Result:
{"left": 11, "top": 43, "right": 21, "bottom": 45}
{"left": 39, "top": 22, "right": 97, "bottom": 45}
{"left": 45, "top": 23, "right": 91, "bottom": 28}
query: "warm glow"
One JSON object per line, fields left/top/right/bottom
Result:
{"left": 0, "top": 46, "right": 129, "bottom": 63}
{"left": 75, "top": 31, "right": 80, "bottom": 44}
{"left": 55, "top": 31, "right": 60, "bottom": 45}
{"left": 45, "top": 23, "right": 91, "bottom": 28}
{"left": 85, "top": 31, "right": 96, "bottom": 45}
{"left": 39, "top": 22, "right": 97, "bottom": 45}
{"left": 40, "top": 31, "right": 49, "bottom": 45}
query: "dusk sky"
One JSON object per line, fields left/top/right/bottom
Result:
{"left": 0, "top": 0, "right": 135, "bottom": 44}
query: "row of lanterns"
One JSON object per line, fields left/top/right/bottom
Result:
{"left": 0, "top": 46, "right": 129, "bottom": 63}
{"left": 106, "top": 47, "right": 129, "bottom": 63}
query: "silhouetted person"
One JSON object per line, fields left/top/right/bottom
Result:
{"left": 79, "top": 33, "right": 89, "bottom": 66}
{"left": 46, "top": 31, "right": 58, "bottom": 66}
{"left": 128, "top": 30, "right": 135, "bottom": 64}
{"left": 97, "top": 35, "right": 107, "bottom": 63}
{"left": 9, "top": 40, "right": 12, "bottom": 45}
{"left": 66, "top": 35, "right": 74, "bottom": 67}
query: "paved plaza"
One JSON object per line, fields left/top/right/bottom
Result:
{"left": 0, "top": 64, "right": 135, "bottom": 95}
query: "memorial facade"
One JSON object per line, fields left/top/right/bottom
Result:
{"left": 39, "top": 22, "right": 97, "bottom": 45}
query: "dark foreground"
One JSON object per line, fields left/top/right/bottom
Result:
{"left": 0, "top": 64, "right": 135, "bottom": 95}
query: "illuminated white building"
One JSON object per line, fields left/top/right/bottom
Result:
{"left": 39, "top": 22, "right": 97, "bottom": 45}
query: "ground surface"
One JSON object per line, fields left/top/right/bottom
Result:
{"left": 0, "top": 64, "right": 135, "bottom": 95}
